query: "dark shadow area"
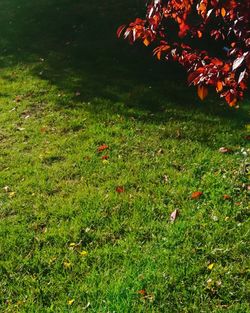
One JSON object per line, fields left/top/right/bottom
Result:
{"left": 0, "top": 0, "right": 249, "bottom": 126}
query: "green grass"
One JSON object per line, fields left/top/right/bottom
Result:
{"left": 0, "top": 0, "right": 249, "bottom": 312}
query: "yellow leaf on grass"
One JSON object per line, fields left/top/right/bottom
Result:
{"left": 80, "top": 250, "right": 88, "bottom": 257}
{"left": 8, "top": 192, "right": 16, "bottom": 198}
{"left": 68, "top": 299, "right": 75, "bottom": 305}
{"left": 208, "top": 263, "right": 215, "bottom": 270}
{"left": 63, "top": 261, "right": 72, "bottom": 269}
{"left": 197, "top": 85, "right": 208, "bottom": 100}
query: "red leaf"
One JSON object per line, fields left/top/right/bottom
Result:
{"left": 216, "top": 81, "right": 223, "bottom": 92}
{"left": 191, "top": 191, "right": 203, "bottom": 199}
{"left": 98, "top": 144, "right": 109, "bottom": 152}
{"left": 197, "top": 86, "right": 208, "bottom": 100}
{"left": 143, "top": 38, "right": 150, "bottom": 46}
{"left": 211, "top": 58, "right": 223, "bottom": 66}
{"left": 137, "top": 289, "right": 147, "bottom": 296}
{"left": 101, "top": 155, "right": 109, "bottom": 160}
{"left": 116, "top": 186, "right": 125, "bottom": 193}
{"left": 223, "top": 194, "right": 231, "bottom": 200}
{"left": 117, "top": 25, "right": 126, "bottom": 38}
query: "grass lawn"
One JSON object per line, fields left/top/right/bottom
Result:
{"left": 0, "top": 0, "right": 249, "bottom": 312}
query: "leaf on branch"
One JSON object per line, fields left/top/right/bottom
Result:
{"left": 232, "top": 56, "right": 244, "bottom": 71}
{"left": 197, "top": 86, "right": 208, "bottom": 100}
{"left": 143, "top": 38, "right": 150, "bottom": 46}
{"left": 221, "top": 8, "right": 226, "bottom": 17}
{"left": 216, "top": 81, "right": 223, "bottom": 92}
{"left": 117, "top": 25, "right": 126, "bottom": 38}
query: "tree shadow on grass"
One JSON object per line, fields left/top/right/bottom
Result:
{"left": 0, "top": 0, "right": 248, "bottom": 134}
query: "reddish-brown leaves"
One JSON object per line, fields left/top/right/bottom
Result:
{"left": 117, "top": 25, "right": 126, "bottom": 38}
{"left": 116, "top": 186, "right": 125, "bottom": 193}
{"left": 101, "top": 155, "right": 109, "bottom": 160}
{"left": 197, "top": 86, "right": 208, "bottom": 101}
{"left": 137, "top": 289, "right": 147, "bottom": 296}
{"left": 98, "top": 144, "right": 109, "bottom": 152}
{"left": 191, "top": 191, "right": 203, "bottom": 199}
{"left": 137, "top": 289, "right": 154, "bottom": 302}
{"left": 118, "top": 0, "right": 250, "bottom": 106}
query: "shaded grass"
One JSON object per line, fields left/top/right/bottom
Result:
{"left": 0, "top": 0, "right": 249, "bottom": 312}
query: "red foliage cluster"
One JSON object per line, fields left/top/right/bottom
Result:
{"left": 118, "top": 0, "right": 250, "bottom": 106}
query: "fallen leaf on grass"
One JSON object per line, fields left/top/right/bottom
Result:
{"left": 80, "top": 250, "right": 88, "bottom": 257}
{"left": 218, "top": 147, "right": 232, "bottom": 154}
{"left": 14, "top": 95, "right": 22, "bottom": 103}
{"left": 137, "top": 289, "right": 147, "bottom": 296}
{"left": 206, "top": 278, "right": 213, "bottom": 288}
{"left": 98, "top": 144, "right": 109, "bottom": 152}
{"left": 40, "top": 127, "right": 48, "bottom": 133}
{"left": 208, "top": 263, "right": 215, "bottom": 270}
{"left": 137, "top": 289, "right": 155, "bottom": 302}
{"left": 191, "top": 191, "right": 203, "bottom": 199}
{"left": 169, "top": 209, "right": 179, "bottom": 223}
{"left": 8, "top": 192, "right": 16, "bottom": 198}
{"left": 101, "top": 155, "right": 109, "bottom": 160}
{"left": 157, "top": 148, "right": 164, "bottom": 155}
{"left": 3, "top": 186, "right": 10, "bottom": 193}
{"left": 163, "top": 175, "right": 169, "bottom": 183}
{"left": 244, "top": 135, "right": 250, "bottom": 141}
{"left": 67, "top": 299, "right": 75, "bottom": 305}
{"left": 223, "top": 194, "right": 231, "bottom": 200}
{"left": 63, "top": 261, "right": 72, "bottom": 269}
{"left": 116, "top": 186, "right": 125, "bottom": 193}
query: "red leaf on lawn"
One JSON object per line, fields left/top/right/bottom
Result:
{"left": 223, "top": 194, "right": 231, "bottom": 200}
{"left": 116, "top": 186, "right": 125, "bottom": 193}
{"left": 170, "top": 209, "right": 179, "bottom": 223}
{"left": 218, "top": 147, "right": 232, "bottom": 153}
{"left": 101, "top": 155, "right": 109, "bottom": 160}
{"left": 98, "top": 144, "right": 109, "bottom": 152}
{"left": 191, "top": 191, "right": 203, "bottom": 199}
{"left": 137, "top": 289, "right": 147, "bottom": 296}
